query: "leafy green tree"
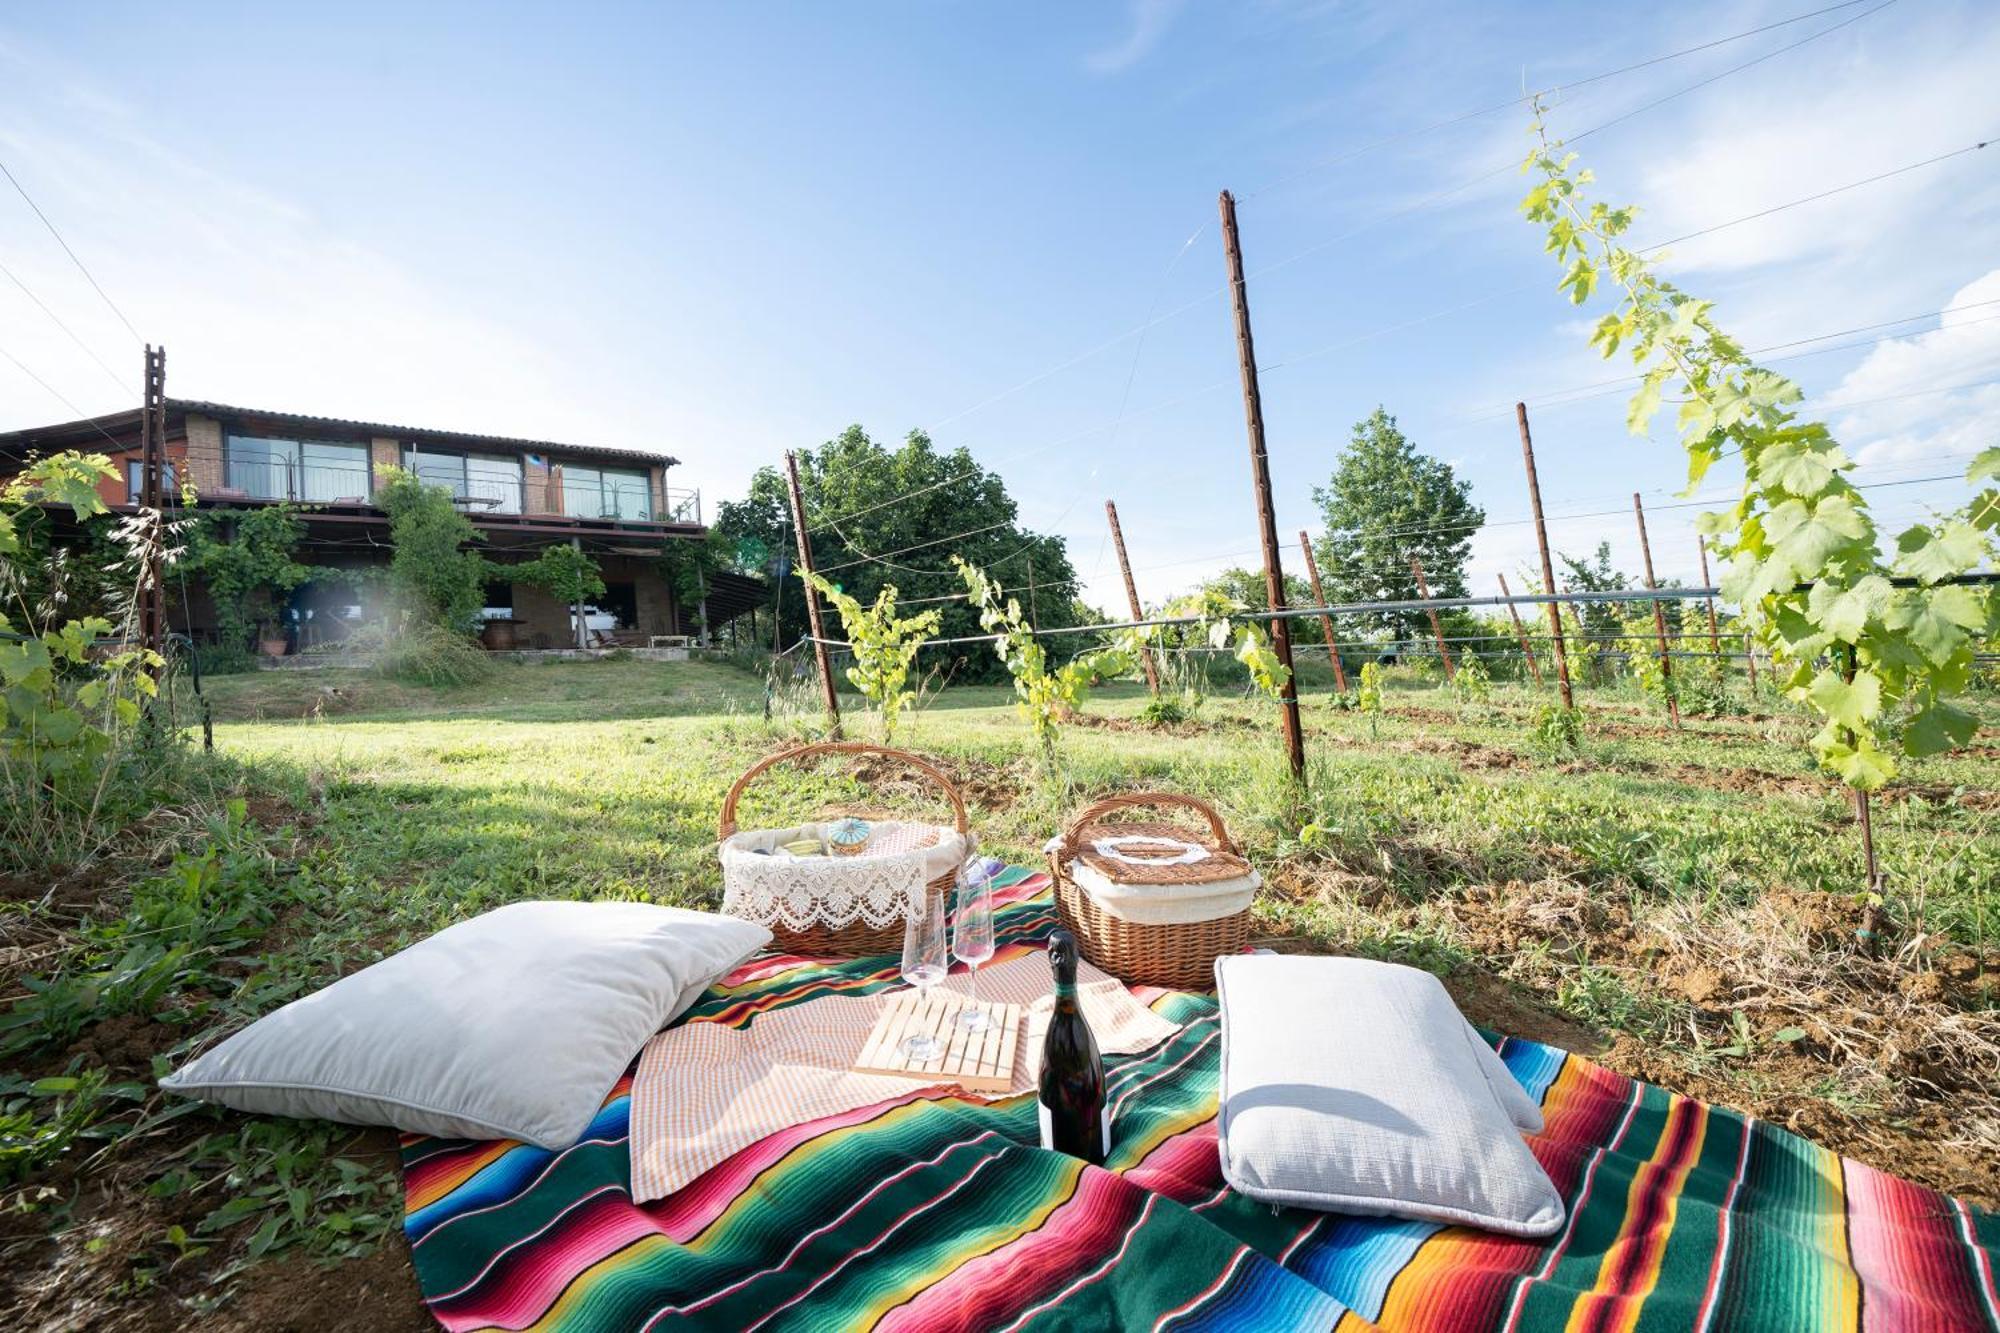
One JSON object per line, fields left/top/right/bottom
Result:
{"left": 1312, "top": 409, "right": 1484, "bottom": 643}
{"left": 1198, "top": 566, "right": 1310, "bottom": 613}
{"left": 186, "top": 507, "right": 313, "bottom": 649}
{"left": 377, "top": 468, "right": 486, "bottom": 633}
{"left": 656, "top": 529, "right": 744, "bottom": 641}
{"left": 1556, "top": 542, "right": 1629, "bottom": 641}
{"left": 724, "top": 427, "right": 1083, "bottom": 679}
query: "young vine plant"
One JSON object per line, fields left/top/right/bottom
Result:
{"left": 1521, "top": 106, "right": 1996, "bottom": 830}
{"left": 800, "top": 573, "right": 940, "bottom": 745}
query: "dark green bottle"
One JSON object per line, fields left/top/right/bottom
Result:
{"left": 1037, "top": 929, "right": 1107, "bottom": 1164}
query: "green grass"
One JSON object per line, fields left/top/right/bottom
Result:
{"left": 5, "top": 655, "right": 1995, "bottom": 1318}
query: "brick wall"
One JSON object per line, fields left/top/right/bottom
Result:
{"left": 369, "top": 437, "right": 399, "bottom": 493}
{"left": 527, "top": 456, "right": 558, "bottom": 514}
{"left": 185, "top": 414, "right": 224, "bottom": 494}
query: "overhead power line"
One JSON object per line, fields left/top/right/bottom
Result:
{"left": 1240, "top": 0, "right": 1880, "bottom": 199}
{"left": 819, "top": 0, "right": 1899, "bottom": 530}
{"left": 0, "top": 341, "right": 133, "bottom": 451}
{"left": 0, "top": 256, "right": 129, "bottom": 393}
{"left": 0, "top": 155, "right": 143, "bottom": 344}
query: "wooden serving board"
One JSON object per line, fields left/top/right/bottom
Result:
{"left": 853, "top": 987, "right": 1023, "bottom": 1094}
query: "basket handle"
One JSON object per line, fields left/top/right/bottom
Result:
{"left": 717, "top": 741, "right": 970, "bottom": 840}
{"left": 1058, "top": 791, "right": 1238, "bottom": 861}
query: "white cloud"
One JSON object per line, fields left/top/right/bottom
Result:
{"left": 0, "top": 41, "right": 682, "bottom": 465}
{"left": 1085, "top": 0, "right": 1187, "bottom": 75}
{"left": 1825, "top": 267, "right": 2000, "bottom": 471}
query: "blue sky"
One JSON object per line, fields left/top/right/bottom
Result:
{"left": 2, "top": 1, "right": 1995, "bottom": 607}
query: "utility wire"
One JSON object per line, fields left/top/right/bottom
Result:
{"left": 0, "top": 155, "right": 144, "bottom": 344}
{"left": 1239, "top": 0, "right": 1879, "bottom": 199}
{"left": 810, "top": 1, "right": 1896, "bottom": 532}
{"left": 815, "top": 121, "right": 1968, "bottom": 538}
{"left": 0, "top": 341, "right": 133, "bottom": 451}
{"left": 0, "top": 255, "right": 129, "bottom": 392}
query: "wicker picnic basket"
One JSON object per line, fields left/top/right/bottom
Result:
{"left": 718, "top": 741, "right": 972, "bottom": 957}
{"left": 1047, "top": 793, "right": 1256, "bottom": 990}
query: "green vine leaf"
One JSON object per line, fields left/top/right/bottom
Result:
{"left": 1805, "top": 575, "right": 1891, "bottom": 644}
{"left": 1892, "top": 521, "right": 1984, "bottom": 585}
{"left": 1883, "top": 583, "right": 1986, "bottom": 666}
{"left": 1905, "top": 696, "right": 1980, "bottom": 758}
{"left": 1764, "top": 495, "right": 1868, "bottom": 582}
{"left": 1805, "top": 667, "right": 1882, "bottom": 732}
{"left": 1753, "top": 438, "right": 1846, "bottom": 498}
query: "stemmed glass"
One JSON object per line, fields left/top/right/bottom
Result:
{"left": 953, "top": 858, "right": 998, "bottom": 1032}
{"left": 898, "top": 890, "right": 949, "bottom": 1060}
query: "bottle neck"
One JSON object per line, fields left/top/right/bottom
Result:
{"left": 1053, "top": 975, "right": 1078, "bottom": 1008}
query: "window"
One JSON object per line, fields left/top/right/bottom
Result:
{"left": 404, "top": 448, "right": 523, "bottom": 514}
{"left": 560, "top": 464, "right": 651, "bottom": 520}
{"left": 125, "top": 460, "right": 177, "bottom": 503}
{"left": 225, "top": 435, "right": 369, "bottom": 502}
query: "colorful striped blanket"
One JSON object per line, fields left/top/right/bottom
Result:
{"left": 400, "top": 869, "right": 2000, "bottom": 1331}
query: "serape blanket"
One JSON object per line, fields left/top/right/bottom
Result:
{"left": 400, "top": 868, "right": 2000, "bottom": 1332}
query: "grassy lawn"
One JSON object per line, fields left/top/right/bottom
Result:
{"left": 5, "top": 654, "right": 1995, "bottom": 1327}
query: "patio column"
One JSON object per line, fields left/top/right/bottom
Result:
{"left": 572, "top": 536, "right": 588, "bottom": 649}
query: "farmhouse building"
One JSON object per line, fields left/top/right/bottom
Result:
{"left": 0, "top": 399, "right": 747, "bottom": 652}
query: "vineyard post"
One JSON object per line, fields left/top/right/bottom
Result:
{"left": 1496, "top": 573, "right": 1542, "bottom": 685}
{"left": 139, "top": 345, "right": 169, "bottom": 662}
{"left": 783, "top": 450, "right": 843, "bottom": 737}
{"left": 1696, "top": 528, "right": 1728, "bottom": 652}
{"left": 1104, "top": 500, "right": 1160, "bottom": 695}
{"left": 1631, "top": 493, "right": 1680, "bottom": 727}
{"left": 1297, "top": 531, "right": 1348, "bottom": 691}
{"left": 1218, "top": 188, "right": 1305, "bottom": 783}
{"left": 1744, "top": 633, "right": 1758, "bottom": 691}
{"left": 1408, "top": 556, "right": 1455, "bottom": 680}
{"left": 1514, "top": 403, "right": 1573, "bottom": 709}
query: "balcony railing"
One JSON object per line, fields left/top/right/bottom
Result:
{"left": 223, "top": 457, "right": 375, "bottom": 504}
{"left": 214, "top": 458, "right": 704, "bottom": 527}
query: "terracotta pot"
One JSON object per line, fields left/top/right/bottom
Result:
{"left": 258, "top": 637, "right": 288, "bottom": 658}
{"left": 480, "top": 618, "right": 522, "bottom": 651}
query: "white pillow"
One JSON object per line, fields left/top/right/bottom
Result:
{"left": 161, "top": 901, "right": 769, "bottom": 1149}
{"left": 1214, "top": 954, "right": 1564, "bottom": 1237}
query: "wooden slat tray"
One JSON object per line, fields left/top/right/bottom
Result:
{"left": 853, "top": 988, "right": 1023, "bottom": 1094}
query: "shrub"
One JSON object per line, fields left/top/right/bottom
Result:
{"left": 1530, "top": 702, "right": 1583, "bottom": 757}
{"left": 375, "top": 624, "right": 495, "bottom": 688}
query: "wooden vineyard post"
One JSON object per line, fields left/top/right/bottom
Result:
{"left": 1105, "top": 500, "right": 1161, "bottom": 695}
{"left": 1696, "top": 536, "right": 1723, "bottom": 655}
{"left": 138, "top": 345, "right": 168, "bottom": 661}
{"left": 1408, "top": 557, "right": 1454, "bottom": 680}
{"left": 784, "top": 450, "right": 843, "bottom": 737}
{"left": 1218, "top": 189, "right": 1305, "bottom": 784}
{"left": 1515, "top": 403, "right": 1573, "bottom": 709}
{"left": 1297, "top": 532, "right": 1347, "bottom": 691}
{"left": 1632, "top": 493, "right": 1680, "bottom": 727}
{"left": 1496, "top": 573, "right": 1541, "bottom": 685}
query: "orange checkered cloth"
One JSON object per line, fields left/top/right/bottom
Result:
{"left": 628, "top": 951, "right": 1179, "bottom": 1202}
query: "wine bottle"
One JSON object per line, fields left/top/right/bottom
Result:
{"left": 1037, "top": 929, "right": 1108, "bottom": 1165}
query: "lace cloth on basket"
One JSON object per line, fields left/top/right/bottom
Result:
{"left": 719, "top": 822, "right": 972, "bottom": 931}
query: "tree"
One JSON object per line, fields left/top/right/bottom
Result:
{"left": 378, "top": 468, "right": 486, "bottom": 633}
{"left": 723, "top": 426, "right": 1084, "bottom": 680}
{"left": 1199, "top": 566, "right": 1310, "bottom": 613}
{"left": 1312, "top": 409, "right": 1484, "bottom": 644}
{"left": 185, "top": 507, "right": 313, "bottom": 651}
{"left": 1556, "top": 542, "right": 1628, "bottom": 641}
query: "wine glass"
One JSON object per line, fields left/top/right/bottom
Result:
{"left": 899, "top": 891, "right": 949, "bottom": 1060}
{"left": 953, "top": 858, "right": 998, "bottom": 1032}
